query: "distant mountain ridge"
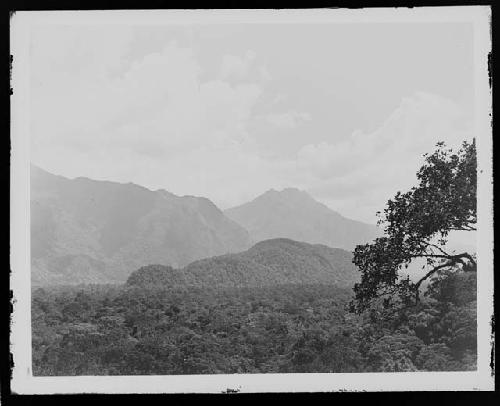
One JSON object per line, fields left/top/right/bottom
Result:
{"left": 31, "top": 167, "right": 381, "bottom": 286}
{"left": 31, "top": 165, "right": 251, "bottom": 285}
{"left": 225, "top": 188, "right": 380, "bottom": 251}
{"left": 126, "top": 238, "right": 358, "bottom": 289}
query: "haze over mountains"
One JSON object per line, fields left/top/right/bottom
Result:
{"left": 31, "top": 165, "right": 250, "bottom": 285}
{"left": 30, "top": 166, "right": 380, "bottom": 285}
{"left": 225, "top": 188, "right": 380, "bottom": 251}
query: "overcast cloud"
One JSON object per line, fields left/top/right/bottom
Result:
{"left": 30, "top": 21, "right": 474, "bottom": 224}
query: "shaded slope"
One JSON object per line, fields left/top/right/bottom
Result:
{"left": 31, "top": 165, "right": 251, "bottom": 285}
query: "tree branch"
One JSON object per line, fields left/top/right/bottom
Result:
{"left": 410, "top": 252, "right": 476, "bottom": 264}
{"left": 413, "top": 262, "right": 454, "bottom": 302}
{"left": 425, "top": 242, "right": 452, "bottom": 256}
{"left": 413, "top": 254, "right": 455, "bottom": 259}
{"left": 449, "top": 226, "right": 477, "bottom": 231}
{"left": 461, "top": 252, "right": 477, "bottom": 267}
{"left": 413, "top": 252, "right": 474, "bottom": 302}
{"left": 415, "top": 262, "right": 454, "bottom": 290}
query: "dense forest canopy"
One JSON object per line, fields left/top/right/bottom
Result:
{"left": 32, "top": 277, "right": 476, "bottom": 375}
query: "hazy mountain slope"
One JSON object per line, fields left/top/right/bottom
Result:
{"left": 31, "top": 165, "right": 251, "bottom": 285}
{"left": 126, "top": 238, "right": 358, "bottom": 289}
{"left": 225, "top": 188, "right": 380, "bottom": 251}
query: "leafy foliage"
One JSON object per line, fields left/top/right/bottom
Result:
{"left": 351, "top": 140, "right": 477, "bottom": 312}
{"left": 32, "top": 274, "right": 476, "bottom": 375}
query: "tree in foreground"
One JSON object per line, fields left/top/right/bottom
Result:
{"left": 350, "top": 139, "right": 477, "bottom": 313}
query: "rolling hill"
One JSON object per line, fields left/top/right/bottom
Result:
{"left": 126, "top": 238, "right": 358, "bottom": 289}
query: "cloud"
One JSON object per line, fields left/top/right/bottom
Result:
{"left": 32, "top": 41, "right": 265, "bottom": 159}
{"left": 219, "top": 50, "right": 257, "bottom": 80}
{"left": 272, "top": 94, "right": 287, "bottom": 104}
{"left": 297, "top": 92, "right": 473, "bottom": 222}
{"left": 258, "top": 65, "right": 272, "bottom": 82}
{"left": 265, "top": 111, "right": 312, "bottom": 130}
{"left": 298, "top": 92, "right": 466, "bottom": 179}
{"left": 29, "top": 26, "right": 475, "bottom": 225}
{"left": 219, "top": 50, "right": 273, "bottom": 86}
{"left": 30, "top": 38, "right": 280, "bottom": 208}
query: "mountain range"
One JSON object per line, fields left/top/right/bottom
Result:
{"left": 31, "top": 165, "right": 250, "bottom": 285}
{"left": 30, "top": 165, "right": 379, "bottom": 285}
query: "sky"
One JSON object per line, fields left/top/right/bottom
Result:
{"left": 29, "top": 19, "right": 476, "bottom": 224}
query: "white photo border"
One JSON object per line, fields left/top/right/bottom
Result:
{"left": 10, "top": 6, "right": 494, "bottom": 393}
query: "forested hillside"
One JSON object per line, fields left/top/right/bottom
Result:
{"left": 126, "top": 238, "right": 358, "bottom": 289}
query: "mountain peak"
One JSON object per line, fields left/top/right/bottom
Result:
{"left": 264, "top": 187, "right": 306, "bottom": 194}
{"left": 261, "top": 187, "right": 312, "bottom": 201}
{"left": 225, "top": 187, "right": 380, "bottom": 251}
{"left": 280, "top": 187, "right": 311, "bottom": 197}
